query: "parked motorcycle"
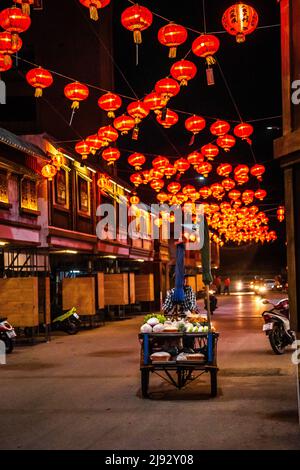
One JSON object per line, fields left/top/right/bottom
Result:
{"left": 52, "top": 307, "right": 81, "bottom": 335}
{"left": 0, "top": 318, "right": 16, "bottom": 353}
{"left": 204, "top": 289, "right": 218, "bottom": 315}
{"left": 262, "top": 298, "right": 295, "bottom": 354}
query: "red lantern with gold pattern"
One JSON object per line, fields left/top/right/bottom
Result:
{"left": 201, "top": 143, "right": 219, "bottom": 160}
{"left": 127, "top": 100, "right": 150, "bottom": 123}
{"left": 113, "top": 114, "right": 135, "bottom": 135}
{"left": 170, "top": 60, "right": 197, "bottom": 86}
{"left": 182, "top": 185, "right": 196, "bottom": 198}
{"left": 151, "top": 179, "right": 165, "bottom": 192}
{"left": 86, "top": 134, "right": 103, "bottom": 154}
{"left": 152, "top": 156, "right": 169, "bottom": 172}
{"left": 222, "top": 178, "right": 236, "bottom": 191}
{"left": 234, "top": 164, "right": 249, "bottom": 178}
{"left": 121, "top": 4, "right": 153, "bottom": 45}
{"left": 242, "top": 190, "right": 255, "bottom": 205}
{"left": 143, "top": 92, "right": 165, "bottom": 114}
{"left": 130, "top": 194, "right": 140, "bottom": 205}
{"left": 98, "top": 125, "right": 119, "bottom": 146}
{"left": 277, "top": 206, "right": 285, "bottom": 223}
{"left": 157, "top": 192, "right": 169, "bottom": 204}
{"left": 64, "top": 82, "right": 89, "bottom": 109}
{"left": 234, "top": 122, "right": 254, "bottom": 144}
{"left": 185, "top": 115, "right": 206, "bottom": 145}
{"left": 174, "top": 158, "right": 190, "bottom": 175}
{"left": 142, "top": 170, "right": 152, "bottom": 184}
{"left": 167, "top": 182, "right": 181, "bottom": 194}
{"left": 199, "top": 187, "right": 211, "bottom": 199}
{"left": 75, "top": 140, "right": 91, "bottom": 160}
{"left": 98, "top": 92, "right": 122, "bottom": 118}
{"left": 196, "top": 162, "right": 212, "bottom": 177}
{"left": 0, "top": 32, "right": 22, "bottom": 64}
{"left": 228, "top": 189, "right": 241, "bottom": 202}
{"left": 150, "top": 169, "right": 164, "bottom": 180}
{"left": 79, "top": 0, "right": 111, "bottom": 21}
{"left": 250, "top": 164, "right": 265, "bottom": 181}
{"left": 255, "top": 189, "right": 267, "bottom": 201}
{"left": 158, "top": 23, "right": 188, "bottom": 58}
{"left": 41, "top": 163, "right": 57, "bottom": 181}
{"left": 14, "top": 0, "right": 34, "bottom": 16}
{"left": 0, "top": 53, "right": 12, "bottom": 72}
{"left": 164, "top": 164, "right": 177, "bottom": 179}
{"left": 155, "top": 78, "right": 180, "bottom": 104}
{"left": 128, "top": 153, "right": 146, "bottom": 171}
{"left": 0, "top": 7, "right": 31, "bottom": 48}
{"left": 192, "top": 34, "right": 220, "bottom": 65}
{"left": 217, "top": 134, "right": 236, "bottom": 152}
{"left": 217, "top": 163, "right": 232, "bottom": 177}
{"left": 26, "top": 67, "right": 53, "bottom": 97}
{"left": 222, "top": 3, "right": 259, "bottom": 43}
{"left": 102, "top": 147, "right": 120, "bottom": 166}
{"left": 156, "top": 109, "right": 179, "bottom": 128}
{"left": 130, "top": 173, "right": 143, "bottom": 187}
{"left": 187, "top": 151, "right": 204, "bottom": 167}
{"left": 210, "top": 120, "right": 230, "bottom": 136}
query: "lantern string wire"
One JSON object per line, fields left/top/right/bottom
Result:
{"left": 202, "top": 0, "right": 207, "bottom": 33}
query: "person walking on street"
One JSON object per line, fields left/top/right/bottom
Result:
{"left": 214, "top": 276, "right": 222, "bottom": 295}
{"left": 223, "top": 277, "right": 231, "bottom": 295}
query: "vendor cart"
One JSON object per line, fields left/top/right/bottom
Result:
{"left": 139, "top": 331, "right": 219, "bottom": 398}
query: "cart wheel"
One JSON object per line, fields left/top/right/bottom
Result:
{"left": 141, "top": 369, "right": 150, "bottom": 398}
{"left": 210, "top": 369, "right": 218, "bottom": 398}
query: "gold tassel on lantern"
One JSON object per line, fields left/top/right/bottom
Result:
{"left": 133, "top": 30, "right": 142, "bottom": 44}
{"left": 89, "top": 5, "right": 99, "bottom": 21}
{"left": 71, "top": 101, "right": 80, "bottom": 110}
{"left": 132, "top": 126, "right": 139, "bottom": 141}
{"left": 108, "top": 111, "right": 115, "bottom": 118}
{"left": 169, "top": 47, "right": 177, "bottom": 59}
{"left": 21, "top": 3, "right": 31, "bottom": 16}
{"left": 206, "top": 56, "right": 216, "bottom": 66}
{"left": 180, "top": 79, "right": 188, "bottom": 86}
{"left": 35, "top": 87, "right": 43, "bottom": 98}
{"left": 236, "top": 33, "right": 245, "bottom": 43}
{"left": 11, "top": 33, "right": 20, "bottom": 50}
{"left": 3, "top": 55, "right": 11, "bottom": 66}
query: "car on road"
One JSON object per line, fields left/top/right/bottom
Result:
{"left": 263, "top": 279, "right": 276, "bottom": 291}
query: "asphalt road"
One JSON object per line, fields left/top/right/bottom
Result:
{"left": 1, "top": 294, "right": 299, "bottom": 450}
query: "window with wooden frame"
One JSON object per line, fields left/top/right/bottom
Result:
{"left": 52, "top": 166, "right": 70, "bottom": 211}
{"left": 20, "top": 177, "right": 39, "bottom": 214}
{"left": 76, "top": 172, "right": 91, "bottom": 217}
{"left": 0, "top": 169, "right": 9, "bottom": 207}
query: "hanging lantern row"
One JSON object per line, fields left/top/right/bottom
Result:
{"left": 79, "top": 0, "right": 111, "bottom": 22}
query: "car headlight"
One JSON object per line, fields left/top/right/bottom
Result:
{"left": 259, "top": 286, "right": 266, "bottom": 292}
{"left": 236, "top": 282, "right": 243, "bottom": 291}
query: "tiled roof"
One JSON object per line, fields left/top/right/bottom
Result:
{"left": 0, "top": 127, "right": 47, "bottom": 159}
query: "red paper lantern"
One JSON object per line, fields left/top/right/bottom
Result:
{"left": 242, "top": 190, "right": 255, "bottom": 205}
{"left": 64, "top": 82, "right": 89, "bottom": 109}
{"left": 121, "top": 4, "right": 153, "bottom": 45}
{"left": 86, "top": 134, "right": 103, "bottom": 153}
{"left": 0, "top": 53, "right": 12, "bottom": 72}
{"left": 250, "top": 164, "right": 265, "bottom": 181}
{"left": 41, "top": 163, "right": 57, "bottom": 181}
{"left": 158, "top": 23, "right": 188, "bottom": 58}
{"left": 151, "top": 179, "right": 165, "bottom": 192}
{"left": 234, "top": 122, "right": 254, "bottom": 144}
{"left": 182, "top": 185, "right": 196, "bottom": 198}
{"left": 192, "top": 34, "right": 220, "bottom": 65}
{"left": 26, "top": 67, "right": 53, "bottom": 97}
{"left": 228, "top": 189, "right": 241, "bottom": 202}
{"left": 164, "top": 164, "right": 177, "bottom": 179}
{"left": 144, "top": 92, "right": 165, "bottom": 114}
{"left": 167, "top": 182, "right": 181, "bottom": 194}
{"left": 128, "top": 153, "right": 146, "bottom": 171}
{"left": 0, "top": 32, "right": 22, "bottom": 64}
{"left": 142, "top": 170, "right": 152, "bottom": 184}
{"left": 196, "top": 162, "right": 212, "bottom": 177}
{"left": 201, "top": 143, "right": 219, "bottom": 160}
{"left": 98, "top": 92, "right": 122, "bottom": 118}
{"left": 234, "top": 164, "right": 249, "bottom": 178}
{"left": 255, "top": 189, "right": 267, "bottom": 201}
{"left": 130, "top": 195, "right": 140, "bottom": 205}
{"left": 0, "top": 8, "right": 31, "bottom": 48}
{"left": 156, "top": 109, "right": 179, "bottom": 128}
{"left": 217, "top": 163, "right": 232, "bottom": 177}
{"left": 170, "top": 60, "right": 197, "bottom": 86}
{"left": 157, "top": 192, "right": 169, "bottom": 203}
{"left": 187, "top": 151, "right": 204, "bottom": 167}
{"left": 79, "top": 0, "right": 111, "bottom": 21}
{"left": 130, "top": 173, "right": 143, "bottom": 187}
{"left": 102, "top": 146, "right": 120, "bottom": 166}
{"left": 210, "top": 120, "right": 230, "bottom": 136}
{"left": 277, "top": 206, "right": 285, "bottom": 222}
{"left": 127, "top": 100, "right": 150, "bottom": 123}
{"left": 222, "top": 178, "right": 236, "bottom": 191}
{"left": 152, "top": 156, "right": 169, "bottom": 171}
{"left": 150, "top": 169, "right": 164, "bottom": 180}
{"left": 235, "top": 174, "right": 249, "bottom": 185}
{"left": 185, "top": 115, "right": 206, "bottom": 145}
{"left": 199, "top": 187, "right": 211, "bottom": 199}
{"left": 174, "top": 158, "right": 190, "bottom": 175}
{"left": 155, "top": 78, "right": 180, "bottom": 104}
{"left": 222, "top": 3, "right": 259, "bottom": 43}
{"left": 75, "top": 140, "right": 91, "bottom": 160}
{"left": 217, "top": 134, "right": 236, "bottom": 152}
{"left": 98, "top": 125, "right": 119, "bottom": 145}
{"left": 14, "top": 0, "right": 34, "bottom": 16}
{"left": 113, "top": 114, "right": 135, "bottom": 135}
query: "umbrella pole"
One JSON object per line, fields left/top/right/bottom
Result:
{"left": 206, "top": 284, "right": 212, "bottom": 330}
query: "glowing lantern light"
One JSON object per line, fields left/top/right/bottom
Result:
{"left": 102, "top": 146, "right": 120, "bottom": 166}
{"left": 242, "top": 190, "right": 255, "bottom": 205}
{"left": 142, "top": 170, "right": 152, "bottom": 184}
{"left": 250, "top": 164, "right": 265, "bottom": 181}
{"left": 235, "top": 174, "right": 249, "bottom": 185}
{"left": 164, "top": 164, "right": 177, "bottom": 179}
{"left": 130, "top": 173, "right": 143, "bottom": 187}
{"left": 26, "top": 67, "right": 53, "bottom": 97}
{"left": 222, "top": 178, "right": 236, "bottom": 191}
{"left": 41, "top": 163, "right": 57, "bottom": 181}
{"left": 152, "top": 156, "right": 169, "bottom": 171}
{"left": 155, "top": 78, "right": 180, "bottom": 105}
{"left": 144, "top": 92, "right": 165, "bottom": 114}
{"left": 185, "top": 115, "right": 206, "bottom": 145}
{"left": 130, "top": 195, "right": 140, "bottom": 205}
{"left": 170, "top": 59, "right": 197, "bottom": 86}
{"left": 196, "top": 162, "right": 212, "bottom": 177}
{"left": 277, "top": 206, "right": 285, "bottom": 222}
{"left": 182, "top": 185, "right": 196, "bottom": 198}
{"left": 98, "top": 125, "right": 119, "bottom": 146}
{"left": 0, "top": 32, "right": 22, "bottom": 64}
{"left": 121, "top": 4, "right": 152, "bottom": 64}
{"left": 86, "top": 134, "right": 103, "bottom": 154}
{"left": 98, "top": 92, "right": 122, "bottom": 118}
{"left": 0, "top": 53, "right": 12, "bottom": 72}
{"left": 167, "top": 182, "right": 181, "bottom": 194}
{"left": 199, "top": 187, "right": 211, "bottom": 199}
{"left": 157, "top": 192, "right": 169, "bottom": 204}
{"left": 234, "top": 164, "right": 249, "bottom": 178}
{"left": 228, "top": 189, "right": 241, "bottom": 202}
{"left": 15, "top": 0, "right": 34, "bottom": 16}
{"left": 79, "top": 0, "right": 111, "bottom": 21}
{"left": 151, "top": 179, "right": 165, "bottom": 192}
{"left": 128, "top": 153, "right": 146, "bottom": 171}
{"left": 187, "top": 151, "right": 204, "bottom": 167}
{"left": 156, "top": 109, "right": 179, "bottom": 128}
{"left": 222, "top": 3, "right": 259, "bottom": 43}
{"left": 64, "top": 82, "right": 89, "bottom": 109}
{"left": 234, "top": 122, "right": 254, "bottom": 144}
{"left": 255, "top": 189, "right": 267, "bottom": 201}
{"left": 51, "top": 152, "right": 64, "bottom": 169}
{"left": 75, "top": 140, "right": 90, "bottom": 160}
{"left": 217, "top": 163, "right": 232, "bottom": 177}
{"left": 113, "top": 114, "right": 135, "bottom": 135}
{"left": 150, "top": 169, "right": 164, "bottom": 180}
{"left": 217, "top": 134, "right": 236, "bottom": 152}
{"left": 201, "top": 143, "right": 219, "bottom": 160}
{"left": 210, "top": 120, "right": 230, "bottom": 136}
{"left": 158, "top": 23, "right": 188, "bottom": 58}
{"left": 0, "top": 7, "right": 31, "bottom": 48}
{"left": 174, "top": 158, "right": 190, "bottom": 175}
{"left": 127, "top": 100, "right": 150, "bottom": 140}
{"left": 192, "top": 34, "right": 220, "bottom": 64}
